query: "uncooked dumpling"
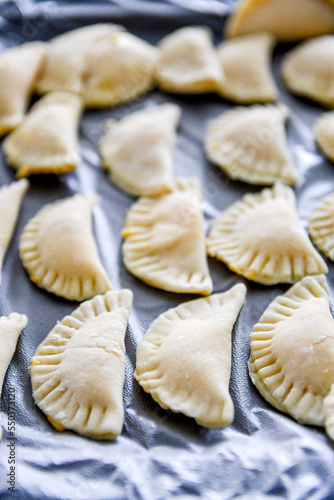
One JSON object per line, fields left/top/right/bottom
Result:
{"left": 19, "top": 194, "right": 112, "bottom": 301}
{"left": 282, "top": 36, "right": 334, "bottom": 107}
{"left": 99, "top": 103, "right": 181, "bottom": 196}
{"left": 122, "top": 178, "right": 213, "bottom": 294}
{"left": 0, "top": 42, "right": 46, "bottom": 137}
{"left": 0, "top": 179, "right": 29, "bottom": 283}
{"left": 249, "top": 275, "right": 334, "bottom": 440}
{"left": 135, "top": 283, "right": 246, "bottom": 428}
{"left": 226, "top": 0, "right": 334, "bottom": 42}
{"left": 207, "top": 183, "right": 328, "bottom": 285}
{"left": 217, "top": 33, "right": 278, "bottom": 103}
{"left": 309, "top": 192, "right": 334, "bottom": 261}
{"left": 36, "top": 23, "right": 120, "bottom": 95}
{"left": 3, "top": 92, "right": 83, "bottom": 177}
{"left": 83, "top": 31, "right": 158, "bottom": 107}
{"left": 325, "top": 386, "right": 334, "bottom": 440}
{"left": 156, "top": 26, "right": 224, "bottom": 94}
{"left": 205, "top": 104, "right": 297, "bottom": 185}
{"left": 314, "top": 111, "right": 334, "bottom": 161}
{"left": 30, "top": 289, "right": 132, "bottom": 439}
{"left": 0, "top": 313, "right": 28, "bottom": 439}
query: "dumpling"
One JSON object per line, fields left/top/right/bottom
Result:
{"left": 36, "top": 23, "right": 120, "bottom": 95}
{"left": 0, "top": 314, "right": 28, "bottom": 437}
{"left": 0, "top": 314, "right": 28, "bottom": 439}
{"left": 314, "top": 111, "right": 334, "bottom": 161}
{"left": 30, "top": 289, "right": 132, "bottom": 439}
{"left": 207, "top": 183, "right": 328, "bottom": 285}
{"left": 156, "top": 26, "right": 225, "bottom": 94}
{"left": 249, "top": 275, "right": 334, "bottom": 439}
{"left": 3, "top": 92, "right": 83, "bottom": 178}
{"left": 135, "top": 283, "right": 246, "bottom": 428}
{"left": 83, "top": 31, "right": 158, "bottom": 107}
{"left": 19, "top": 194, "right": 112, "bottom": 301}
{"left": 0, "top": 42, "right": 46, "bottom": 137}
{"left": 122, "top": 178, "right": 213, "bottom": 294}
{"left": 309, "top": 192, "right": 334, "bottom": 261}
{"left": 226, "top": 0, "right": 334, "bottom": 42}
{"left": 204, "top": 104, "right": 297, "bottom": 185}
{"left": 282, "top": 36, "right": 334, "bottom": 107}
{"left": 0, "top": 179, "right": 29, "bottom": 283}
{"left": 99, "top": 104, "right": 181, "bottom": 196}
{"left": 325, "top": 386, "right": 334, "bottom": 440}
{"left": 217, "top": 33, "right": 278, "bottom": 104}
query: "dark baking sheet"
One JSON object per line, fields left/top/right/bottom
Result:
{"left": 0, "top": 1, "right": 334, "bottom": 499}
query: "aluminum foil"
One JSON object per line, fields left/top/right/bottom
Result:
{"left": 0, "top": 1, "right": 334, "bottom": 499}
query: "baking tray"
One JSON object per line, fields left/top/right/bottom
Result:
{"left": 0, "top": 1, "right": 334, "bottom": 499}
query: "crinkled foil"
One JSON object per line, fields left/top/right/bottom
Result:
{"left": 0, "top": 1, "right": 333, "bottom": 499}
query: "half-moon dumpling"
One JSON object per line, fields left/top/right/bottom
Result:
{"left": 207, "top": 183, "right": 328, "bottom": 285}
{"left": 135, "top": 283, "right": 246, "bottom": 428}
{"left": 204, "top": 104, "right": 297, "bottom": 185}
{"left": 30, "top": 289, "right": 132, "bottom": 439}
{"left": 83, "top": 31, "right": 158, "bottom": 108}
{"left": 99, "top": 104, "right": 181, "bottom": 196}
{"left": 36, "top": 23, "right": 120, "bottom": 95}
{"left": 19, "top": 194, "right": 112, "bottom": 301}
{"left": 217, "top": 33, "right": 278, "bottom": 104}
{"left": 309, "top": 192, "right": 334, "bottom": 261}
{"left": 0, "top": 313, "right": 27, "bottom": 439}
{"left": 156, "top": 26, "right": 225, "bottom": 94}
{"left": 314, "top": 111, "right": 334, "bottom": 161}
{"left": 226, "top": 0, "right": 334, "bottom": 42}
{"left": 282, "top": 36, "right": 334, "bottom": 107}
{"left": 0, "top": 179, "right": 29, "bottom": 283}
{"left": 325, "top": 386, "right": 334, "bottom": 440}
{"left": 3, "top": 92, "right": 83, "bottom": 178}
{"left": 0, "top": 42, "right": 46, "bottom": 137}
{"left": 249, "top": 275, "right": 334, "bottom": 439}
{"left": 122, "top": 178, "right": 213, "bottom": 295}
